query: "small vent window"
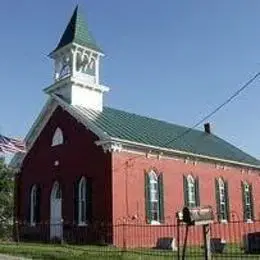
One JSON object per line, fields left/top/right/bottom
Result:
{"left": 52, "top": 127, "right": 64, "bottom": 146}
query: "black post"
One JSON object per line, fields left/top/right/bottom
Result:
{"left": 182, "top": 225, "right": 189, "bottom": 260}
{"left": 15, "top": 220, "right": 20, "bottom": 244}
{"left": 122, "top": 221, "right": 126, "bottom": 253}
{"left": 61, "top": 218, "right": 64, "bottom": 244}
{"left": 177, "top": 217, "right": 180, "bottom": 260}
{"left": 203, "top": 224, "right": 211, "bottom": 260}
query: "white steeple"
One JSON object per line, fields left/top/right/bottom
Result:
{"left": 44, "top": 6, "right": 109, "bottom": 111}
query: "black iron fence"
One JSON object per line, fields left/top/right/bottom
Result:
{"left": 9, "top": 219, "right": 260, "bottom": 259}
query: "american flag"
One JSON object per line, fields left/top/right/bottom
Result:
{"left": 0, "top": 134, "right": 26, "bottom": 154}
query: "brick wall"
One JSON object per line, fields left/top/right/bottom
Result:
{"left": 112, "top": 151, "right": 260, "bottom": 247}
{"left": 16, "top": 106, "right": 113, "bottom": 241}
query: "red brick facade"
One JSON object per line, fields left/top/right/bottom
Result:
{"left": 15, "top": 106, "right": 113, "bottom": 242}
{"left": 111, "top": 152, "right": 260, "bottom": 247}
{"left": 15, "top": 106, "right": 260, "bottom": 247}
{"left": 112, "top": 152, "right": 260, "bottom": 223}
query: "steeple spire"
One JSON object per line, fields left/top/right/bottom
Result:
{"left": 45, "top": 6, "right": 109, "bottom": 112}
{"left": 52, "top": 6, "right": 102, "bottom": 54}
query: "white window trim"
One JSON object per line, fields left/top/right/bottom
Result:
{"left": 220, "top": 220, "right": 228, "bottom": 224}
{"left": 78, "top": 177, "right": 87, "bottom": 225}
{"left": 78, "top": 223, "right": 88, "bottom": 227}
{"left": 30, "top": 185, "right": 37, "bottom": 227}
{"left": 148, "top": 171, "right": 160, "bottom": 224}
{"left": 52, "top": 127, "right": 64, "bottom": 146}
{"left": 218, "top": 178, "right": 228, "bottom": 221}
{"left": 187, "top": 175, "right": 196, "bottom": 208}
{"left": 150, "top": 220, "right": 161, "bottom": 225}
{"left": 51, "top": 182, "right": 62, "bottom": 200}
{"left": 243, "top": 182, "right": 253, "bottom": 222}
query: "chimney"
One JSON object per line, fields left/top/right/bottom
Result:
{"left": 204, "top": 123, "right": 211, "bottom": 134}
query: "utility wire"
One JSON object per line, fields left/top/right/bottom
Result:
{"left": 114, "top": 71, "right": 260, "bottom": 170}
{"left": 120, "top": 71, "right": 260, "bottom": 214}
{"left": 163, "top": 71, "right": 260, "bottom": 147}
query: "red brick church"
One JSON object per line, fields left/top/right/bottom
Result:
{"left": 11, "top": 6, "right": 260, "bottom": 247}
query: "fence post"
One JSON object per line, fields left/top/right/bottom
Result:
{"left": 122, "top": 221, "right": 126, "bottom": 253}
{"left": 182, "top": 225, "right": 189, "bottom": 260}
{"left": 61, "top": 218, "right": 64, "bottom": 244}
{"left": 203, "top": 224, "right": 211, "bottom": 260}
{"left": 15, "top": 220, "right": 19, "bottom": 243}
{"left": 177, "top": 218, "right": 180, "bottom": 260}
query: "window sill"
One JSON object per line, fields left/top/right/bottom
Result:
{"left": 150, "top": 221, "right": 161, "bottom": 225}
{"left": 246, "top": 219, "right": 253, "bottom": 224}
{"left": 30, "top": 223, "right": 36, "bottom": 227}
{"left": 220, "top": 220, "right": 228, "bottom": 224}
{"left": 78, "top": 223, "right": 88, "bottom": 227}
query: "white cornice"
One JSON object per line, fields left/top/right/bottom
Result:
{"left": 71, "top": 76, "right": 109, "bottom": 92}
{"left": 72, "top": 43, "right": 104, "bottom": 57}
{"left": 43, "top": 77, "right": 109, "bottom": 94}
{"left": 98, "top": 137, "right": 260, "bottom": 170}
{"left": 49, "top": 43, "right": 104, "bottom": 59}
{"left": 96, "top": 140, "right": 123, "bottom": 153}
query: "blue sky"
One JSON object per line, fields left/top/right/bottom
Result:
{"left": 1, "top": 0, "right": 260, "bottom": 159}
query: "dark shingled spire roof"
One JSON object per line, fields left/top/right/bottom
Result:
{"left": 52, "top": 6, "right": 102, "bottom": 53}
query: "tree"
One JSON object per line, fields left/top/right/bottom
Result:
{"left": 0, "top": 157, "right": 15, "bottom": 239}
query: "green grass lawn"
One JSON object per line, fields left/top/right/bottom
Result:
{"left": 0, "top": 242, "right": 259, "bottom": 259}
{"left": 0, "top": 243, "right": 174, "bottom": 260}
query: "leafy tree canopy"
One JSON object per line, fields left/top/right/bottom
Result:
{"left": 0, "top": 157, "right": 15, "bottom": 238}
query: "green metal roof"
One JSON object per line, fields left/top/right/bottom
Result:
{"left": 52, "top": 6, "right": 102, "bottom": 53}
{"left": 75, "top": 105, "right": 260, "bottom": 166}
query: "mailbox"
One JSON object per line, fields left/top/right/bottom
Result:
{"left": 182, "top": 206, "right": 214, "bottom": 226}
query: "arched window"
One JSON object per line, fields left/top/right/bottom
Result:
{"left": 187, "top": 175, "right": 196, "bottom": 208}
{"left": 145, "top": 170, "right": 164, "bottom": 224}
{"left": 78, "top": 177, "right": 87, "bottom": 225}
{"left": 30, "top": 185, "right": 37, "bottom": 226}
{"left": 149, "top": 171, "right": 159, "bottom": 223}
{"left": 50, "top": 182, "right": 62, "bottom": 239}
{"left": 215, "top": 178, "right": 229, "bottom": 221}
{"left": 183, "top": 175, "right": 200, "bottom": 208}
{"left": 52, "top": 182, "right": 61, "bottom": 199}
{"left": 52, "top": 127, "right": 64, "bottom": 146}
{"left": 30, "top": 185, "right": 40, "bottom": 226}
{"left": 242, "top": 182, "right": 254, "bottom": 222}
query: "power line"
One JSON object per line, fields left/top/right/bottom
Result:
{"left": 163, "top": 71, "right": 260, "bottom": 147}
{"left": 113, "top": 71, "right": 260, "bottom": 172}
{"left": 119, "top": 71, "right": 260, "bottom": 219}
